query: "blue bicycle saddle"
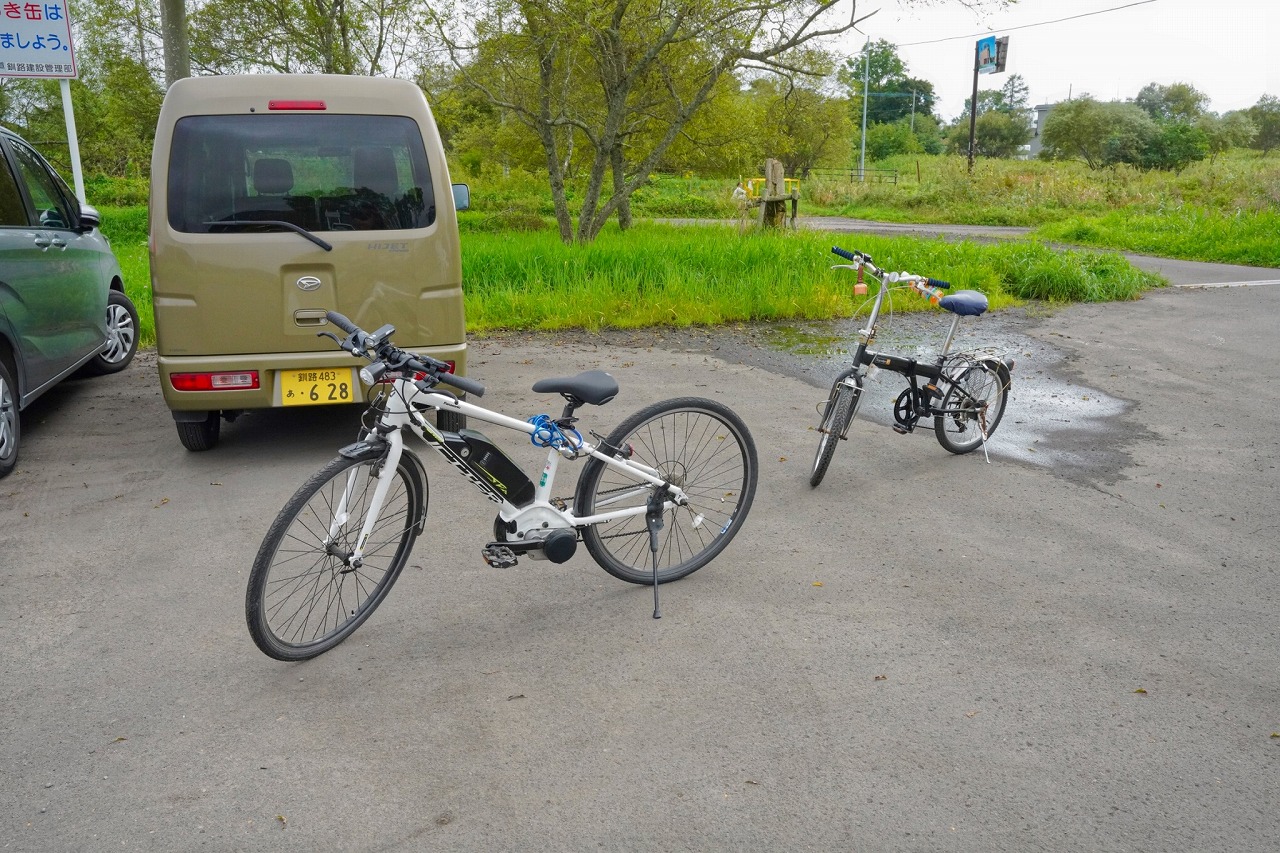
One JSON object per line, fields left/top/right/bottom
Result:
{"left": 939, "top": 289, "right": 988, "bottom": 317}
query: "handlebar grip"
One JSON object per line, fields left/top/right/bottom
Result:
{"left": 926, "top": 277, "right": 951, "bottom": 290}
{"left": 326, "top": 311, "right": 360, "bottom": 334}
{"left": 831, "top": 246, "right": 858, "bottom": 262}
{"left": 439, "top": 371, "right": 486, "bottom": 399}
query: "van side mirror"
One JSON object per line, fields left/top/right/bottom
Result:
{"left": 451, "top": 183, "right": 470, "bottom": 212}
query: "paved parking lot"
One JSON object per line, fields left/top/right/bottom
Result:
{"left": 3, "top": 277, "right": 1278, "bottom": 851}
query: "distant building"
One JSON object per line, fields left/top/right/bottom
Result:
{"left": 1027, "top": 103, "right": 1056, "bottom": 158}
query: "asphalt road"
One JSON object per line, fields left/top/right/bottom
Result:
{"left": 3, "top": 254, "right": 1278, "bottom": 851}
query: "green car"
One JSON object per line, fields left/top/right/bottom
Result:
{"left": 0, "top": 126, "right": 139, "bottom": 479}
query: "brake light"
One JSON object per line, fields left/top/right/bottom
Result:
{"left": 171, "top": 372, "right": 260, "bottom": 391}
{"left": 268, "top": 100, "right": 326, "bottom": 111}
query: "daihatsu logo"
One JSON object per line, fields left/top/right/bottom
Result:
{"left": 296, "top": 276, "right": 322, "bottom": 292}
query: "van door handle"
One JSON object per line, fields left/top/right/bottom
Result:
{"left": 294, "top": 309, "right": 329, "bottom": 326}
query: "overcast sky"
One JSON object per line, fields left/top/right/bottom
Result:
{"left": 839, "top": 0, "right": 1279, "bottom": 121}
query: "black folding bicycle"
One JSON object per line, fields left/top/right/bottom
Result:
{"left": 810, "top": 246, "right": 1015, "bottom": 487}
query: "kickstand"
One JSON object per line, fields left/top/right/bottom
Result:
{"left": 646, "top": 488, "right": 665, "bottom": 619}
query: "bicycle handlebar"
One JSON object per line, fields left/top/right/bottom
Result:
{"left": 324, "top": 310, "right": 485, "bottom": 398}
{"left": 831, "top": 246, "right": 950, "bottom": 289}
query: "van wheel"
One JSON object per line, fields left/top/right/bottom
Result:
{"left": 176, "top": 413, "right": 221, "bottom": 451}
{"left": 437, "top": 409, "right": 466, "bottom": 432}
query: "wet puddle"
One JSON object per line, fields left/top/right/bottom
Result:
{"left": 750, "top": 312, "right": 1135, "bottom": 481}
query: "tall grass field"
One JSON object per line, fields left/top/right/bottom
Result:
{"left": 102, "top": 149, "right": 1279, "bottom": 344}
{"left": 99, "top": 205, "right": 1159, "bottom": 347}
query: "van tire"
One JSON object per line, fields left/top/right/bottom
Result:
{"left": 176, "top": 413, "right": 221, "bottom": 451}
{"left": 437, "top": 409, "right": 466, "bottom": 432}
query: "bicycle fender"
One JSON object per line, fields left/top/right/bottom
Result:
{"left": 336, "top": 440, "right": 430, "bottom": 535}
{"left": 339, "top": 439, "right": 388, "bottom": 460}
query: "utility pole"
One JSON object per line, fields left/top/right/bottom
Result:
{"left": 967, "top": 41, "right": 979, "bottom": 174}
{"left": 858, "top": 37, "right": 869, "bottom": 182}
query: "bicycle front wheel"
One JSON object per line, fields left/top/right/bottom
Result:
{"left": 246, "top": 448, "right": 426, "bottom": 661}
{"left": 934, "top": 359, "right": 1010, "bottom": 455}
{"left": 576, "top": 398, "right": 758, "bottom": 585}
{"left": 810, "top": 377, "right": 861, "bottom": 488}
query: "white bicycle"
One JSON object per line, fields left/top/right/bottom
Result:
{"left": 246, "top": 311, "right": 759, "bottom": 660}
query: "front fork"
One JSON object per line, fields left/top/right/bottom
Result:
{"left": 328, "top": 430, "right": 405, "bottom": 568}
{"left": 821, "top": 367, "right": 864, "bottom": 440}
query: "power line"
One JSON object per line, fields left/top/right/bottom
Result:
{"left": 896, "top": 0, "right": 1159, "bottom": 47}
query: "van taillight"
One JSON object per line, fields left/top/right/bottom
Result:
{"left": 171, "top": 372, "right": 260, "bottom": 391}
{"left": 268, "top": 100, "right": 326, "bottom": 111}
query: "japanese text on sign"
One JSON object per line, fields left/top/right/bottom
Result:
{"left": 0, "top": 1, "right": 77, "bottom": 79}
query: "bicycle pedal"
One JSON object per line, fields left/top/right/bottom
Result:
{"left": 482, "top": 544, "right": 519, "bottom": 569}
{"left": 892, "top": 424, "right": 910, "bottom": 435}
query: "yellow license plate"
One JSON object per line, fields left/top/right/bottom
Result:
{"left": 280, "top": 368, "right": 357, "bottom": 407}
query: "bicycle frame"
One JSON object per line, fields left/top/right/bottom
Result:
{"left": 339, "top": 376, "right": 692, "bottom": 565}
{"left": 826, "top": 262, "right": 994, "bottom": 439}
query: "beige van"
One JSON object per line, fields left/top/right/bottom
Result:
{"left": 149, "top": 74, "right": 468, "bottom": 450}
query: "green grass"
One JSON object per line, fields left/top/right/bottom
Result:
{"left": 1035, "top": 207, "right": 1280, "bottom": 267}
{"left": 457, "top": 152, "right": 1280, "bottom": 266}
{"left": 98, "top": 207, "right": 1159, "bottom": 344}
{"left": 97, "top": 205, "right": 154, "bottom": 347}
{"left": 460, "top": 221, "right": 1161, "bottom": 334}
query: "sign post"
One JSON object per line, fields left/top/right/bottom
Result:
{"left": 968, "top": 35, "right": 1009, "bottom": 174}
{"left": 0, "top": 0, "right": 84, "bottom": 201}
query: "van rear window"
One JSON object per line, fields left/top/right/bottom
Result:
{"left": 167, "top": 115, "right": 436, "bottom": 234}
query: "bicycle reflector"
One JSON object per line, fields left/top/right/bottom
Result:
{"left": 171, "top": 371, "right": 260, "bottom": 391}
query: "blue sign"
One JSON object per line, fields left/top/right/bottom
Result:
{"left": 977, "top": 36, "right": 998, "bottom": 75}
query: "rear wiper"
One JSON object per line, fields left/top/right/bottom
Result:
{"left": 203, "top": 218, "right": 333, "bottom": 252}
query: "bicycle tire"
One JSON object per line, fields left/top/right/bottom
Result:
{"left": 810, "top": 379, "right": 860, "bottom": 488}
{"left": 246, "top": 446, "right": 427, "bottom": 661}
{"left": 934, "top": 359, "right": 1010, "bottom": 455}
{"left": 575, "top": 397, "right": 758, "bottom": 585}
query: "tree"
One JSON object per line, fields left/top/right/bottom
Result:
{"left": 945, "top": 110, "right": 1030, "bottom": 158}
{"left": 186, "top": 0, "right": 432, "bottom": 76}
{"left": 1040, "top": 97, "right": 1154, "bottom": 169}
{"left": 838, "top": 39, "right": 936, "bottom": 126}
{"left": 1196, "top": 111, "right": 1256, "bottom": 163}
{"left": 440, "top": 0, "right": 881, "bottom": 243}
{"left": 998, "top": 73, "right": 1030, "bottom": 114}
{"left": 160, "top": 0, "right": 190, "bottom": 86}
{"left": 864, "top": 118, "right": 921, "bottom": 160}
{"left": 953, "top": 74, "right": 1032, "bottom": 158}
{"left": 753, "top": 76, "right": 853, "bottom": 178}
{"left": 1247, "top": 94, "right": 1280, "bottom": 155}
{"left": 1139, "top": 122, "right": 1208, "bottom": 171}
{"left": 1133, "top": 81, "right": 1209, "bottom": 124}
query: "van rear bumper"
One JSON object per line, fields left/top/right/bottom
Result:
{"left": 158, "top": 343, "right": 468, "bottom": 412}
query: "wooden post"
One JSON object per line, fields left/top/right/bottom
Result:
{"left": 760, "top": 159, "right": 787, "bottom": 229}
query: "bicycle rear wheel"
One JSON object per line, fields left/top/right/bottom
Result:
{"left": 246, "top": 446, "right": 426, "bottom": 661}
{"left": 934, "top": 359, "right": 1010, "bottom": 454}
{"left": 810, "top": 376, "right": 861, "bottom": 488}
{"left": 576, "top": 397, "right": 758, "bottom": 584}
